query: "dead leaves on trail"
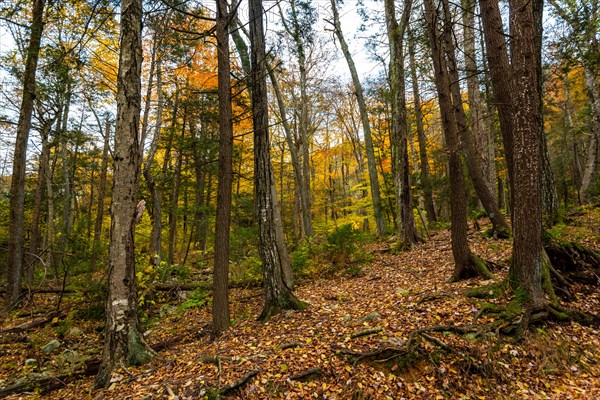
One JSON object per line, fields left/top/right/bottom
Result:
{"left": 5, "top": 225, "right": 600, "bottom": 399}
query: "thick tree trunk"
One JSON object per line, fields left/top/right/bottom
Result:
{"left": 212, "top": 0, "right": 234, "bottom": 337}
{"left": 6, "top": 0, "right": 46, "bottom": 310}
{"left": 332, "top": 0, "right": 388, "bottom": 237}
{"left": 441, "top": 0, "right": 510, "bottom": 237}
{"left": 408, "top": 29, "right": 436, "bottom": 224}
{"left": 95, "top": 0, "right": 154, "bottom": 387}
{"left": 251, "top": 0, "right": 305, "bottom": 321}
{"left": 424, "top": 0, "right": 493, "bottom": 281}
{"left": 508, "top": 0, "right": 546, "bottom": 309}
{"left": 383, "top": 0, "right": 421, "bottom": 246}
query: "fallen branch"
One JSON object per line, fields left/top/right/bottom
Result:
{"left": 0, "top": 313, "right": 65, "bottom": 335}
{"left": 0, "top": 359, "right": 100, "bottom": 399}
{"left": 350, "top": 327, "right": 382, "bottom": 339}
{"left": 278, "top": 342, "right": 302, "bottom": 350}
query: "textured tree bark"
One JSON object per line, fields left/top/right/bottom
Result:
{"left": 383, "top": 0, "right": 421, "bottom": 246}
{"left": 508, "top": 0, "right": 546, "bottom": 309}
{"left": 212, "top": 0, "right": 234, "bottom": 336}
{"left": 6, "top": 0, "right": 46, "bottom": 310}
{"left": 408, "top": 29, "right": 436, "bottom": 224}
{"left": 95, "top": 0, "right": 155, "bottom": 387}
{"left": 251, "top": 0, "right": 305, "bottom": 321}
{"left": 462, "top": 0, "right": 497, "bottom": 201}
{"left": 332, "top": 0, "right": 388, "bottom": 237}
{"left": 441, "top": 0, "right": 510, "bottom": 237}
{"left": 424, "top": 0, "right": 493, "bottom": 281}
{"left": 479, "top": 0, "right": 516, "bottom": 186}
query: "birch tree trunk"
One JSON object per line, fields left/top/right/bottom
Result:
{"left": 95, "top": 0, "right": 155, "bottom": 386}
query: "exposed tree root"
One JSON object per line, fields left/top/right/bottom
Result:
{"left": 216, "top": 370, "right": 259, "bottom": 396}
{"left": 289, "top": 367, "right": 323, "bottom": 381}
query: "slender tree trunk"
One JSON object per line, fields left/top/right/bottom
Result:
{"left": 383, "top": 0, "right": 421, "bottom": 246}
{"left": 580, "top": 67, "right": 600, "bottom": 202}
{"left": 95, "top": 0, "right": 155, "bottom": 386}
{"left": 142, "top": 59, "right": 164, "bottom": 265}
{"left": 6, "top": 0, "right": 46, "bottom": 310}
{"left": 168, "top": 107, "right": 186, "bottom": 265}
{"left": 267, "top": 64, "right": 313, "bottom": 239}
{"left": 424, "top": 0, "right": 493, "bottom": 281}
{"left": 441, "top": 0, "right": 510, "bottom": 237}
{"left": 251, "top": 0, "right": 305, "bottom": 321}
{"left": 90, "top": 117, "right": 111, "bottom": 272}
{"left": 331, "top": 0, "right": 387, "bottom": 236}
{"left": 212, "top": 0, "right": 234, "bottom": 336}
{"left": 26, "top": 118, "right": 53, "bottom": 286}
{"left": 462, "top": 0, "right": 497, "bottom": 200}
{"left": 408, "top": 30, "right": 436, "bottom": 223}
{"left": 479, "top": 0, "right": 516, "bottom": 185}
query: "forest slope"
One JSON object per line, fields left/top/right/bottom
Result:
{"left": 1, "top": 208, "right": 599, "bottom": 399}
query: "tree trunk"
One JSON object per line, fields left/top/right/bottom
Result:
{"left": 424, "top": 0, "right": 493, "bottom": 281}
{"left": 479, "top": 0, "right": 516, "bottom": 186}
{"left": 90, "top": 117, "right": 111, "bottom": 272}
{"left": 331, "top": 0, "right": 387, "bottom": 236}
{"left": 267, "top": 63, "right": 313, "bottom": 240}
{"left": 212, "top": 0, "right": 234, "bottom": 336}
{"left": 441, "top": 0, "right": 510, "bottom": 237}
{"left": 508, "top": 0, "right": 546, "bottom": 309}
{"left": 462, "top": 0, "right": 497, "bottom": 201}
{"left": 408, "top": 29, "right": 436, "bottom": 224}
{"left": 383, "top": 0, "right": 421, "bottom": 247}
{"left": 168, "top": 107, "right": 186, "bottom": 265}
{"left": 6, "top": 0, "right": 46, "bottom": 310}
{"left": 26, "top": 118, "right": 53, "bottom": 286}
{"left": 95, "top": 0, "right": 155, "bottom": 386}
{"left": 580, "top": 67, "right": 600, "bottom": 203}
{"left": 142, "top": 58, "right": 164, "bottom": 265}
{"left": 251, "top": 0, "right": 305, "bottom": 321}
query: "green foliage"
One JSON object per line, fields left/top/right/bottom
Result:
{"left": 323, "top": 223, "right": 373, "bottom": 269}
{"left": 180, "top": 288, "right": 209, "bottom": 310}
{"left": 230, "top": 256, "right": 263, "bottom": 285}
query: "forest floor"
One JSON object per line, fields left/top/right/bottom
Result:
{"left": 1, "top": 207, "right": 599, "bottom": 399}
